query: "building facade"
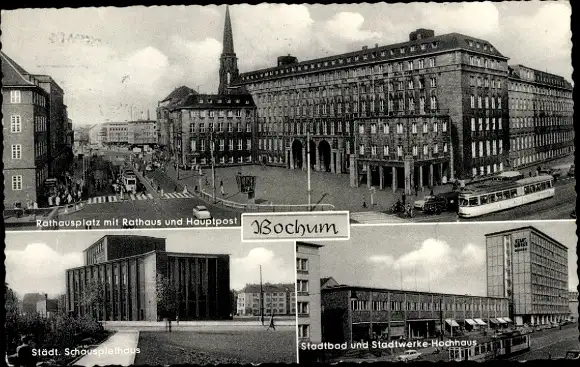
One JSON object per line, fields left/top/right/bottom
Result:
{"left": 102, "top": 122, "right": 129, "bottom": 145}
{"left": 485, "top": 226, "right": 569, "bottom": 326}
{"left": 157, "top": 86, "right": 197, "bottom": 152}
{"left": 66, "top": 235, "right": 231, "bottom": 321}
{"left": 507, "top": 65, "right": 574, "bottom": 170}
{"left": 2, "top": 52, "right": 51, "bottom": 208}
{"left": 236, "top": 283, "right": 296, "bottom": 316}
{"left": 322, "top": 285, "right": 510, "bottom": 344}
{"left": 296, "top": 242, "right": 324, "bottom": 344}
{"left": 569, "top": 291, "right": 578, "bottom": 321}
{"left": 127, "top": 120, "right": 158, "bottom": 146}
{"left": 233, "top": 28, "right": 513, "bottom": 191}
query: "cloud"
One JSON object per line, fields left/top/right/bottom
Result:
{"left": 324, "top": 12, "right": 382, "bottom": 43}
{"left": 231, "top": 247, "right": 293, "bottom": 290}
{"left": 415, "top": 2, "right": 500, "bottom": 38}
{"left": 5, "top": 243, "right": 84, "bottom": 297}
{"left": 170, "top": 36, "right": 223, "bottom": 93}
{"left": 366, "top": 238, "right": 486, "bottom": 294}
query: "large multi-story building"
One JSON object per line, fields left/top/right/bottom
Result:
{"left": 2, "top": 52, "right": 53, "bottom": 208}
{"left": 236, "top": 283, "right": 296, "bottom": 316}
{"left": 321, "top": 285, "right": 510, "bottom": 344}
{"left": 101, "top": 122, "right": 129, "bottom": 145}
{"left": 127, "top": 120, "right": 158, "bottom": 146}
{"left": 163, "top": 7, "right": 256, "bottom": 168}
{"left": 296, "top": 242, "right": 323, "bottom": 344}
{"left": 157, "top": 86, "right": 197, "bottom": 152}
{"left": 233, "top": 28, "right": 514, "bottom": 193}
{"left": 485, "top": 226, "right": 569, "bottom": 326}
{"left": 507, "top": 65, "right": 574, "bottom": 170}
{"left": 65, "top": 235, "right": 231, "bottom": 321}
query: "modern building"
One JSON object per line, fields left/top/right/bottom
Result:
{"left": 233, "top": 28, "right": 515, "bottom": 193}
{"left": 569, "top": 291, "right": 578, "bottom": 320}
{"left": 2, "top": 52, "right": 52, "bottom": 208}
{"left": 163, "top": 7, "right": 257, "bottom": 168}
{"left": 65, "top": 235, "right": 231, "bottom": 321}
{"left": 127, "top": 120, "right": 158, "bottom": 146}
{"left": 321, "top": 285, "right": 510, "bottom": 344}
{"left": 296, "top": 242, "right": 324, "bottom": 344}
{"left": 236, "top": 283, "right": 296, "bottom": 316}
{"left": 485, "top": 226, "right": 569, "bottom": 326}
{"left": 101, "top": 122, "right": 129, "bottom": 145}
{"left": 507, "top": 65, "right": 574, "bottom": 170}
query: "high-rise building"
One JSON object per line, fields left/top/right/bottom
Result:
{"left": 296, "top": 242, "right": 323, "bottom": 344}
{"left": 569, "top": 291, "right": 578, "bottom": 320}
{"left": 66, "top": 235, "right": 231, "bottom": 321}
{"left": 485, "top": 226, "right": 569, "bottom": 325}
{"left": 2, "top": 52, "right": 52, "bottom": 208}
{"left": 507, "top": 65, "right": 574, "bottom": 170}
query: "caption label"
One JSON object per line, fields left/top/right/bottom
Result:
{"left": 241, "top": 211, "right": 350, "bottom": 241}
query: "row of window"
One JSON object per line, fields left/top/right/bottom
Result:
{"left": 186, "top": 109, "right": 251, "bottom": 118}
{"left": 469, "top": 76, "right": 502, "bottom": 89}
{"left": 190, "top": 156, "right": 253, "bottom": 165}
{"left": 510, "top": 116, "right": 574, "bottom": 129}
{"left": 190, "top": 139, "right": 251, "bottom": 152}
{"left": 296, "top": 258, "right": 309, "bottom": 272}
{"left": 512, "top": 148, "right": 573, "bottom": 169}
{"left": 470, "top": 95, "right": 503, "bottom": 109}
{"left": 359, "top": 143, "right": 448, "bottom": 158}
{"left": 470, "top": 163, "right": 505, "bottom": 178}
{"left": 258, "top": 138, "right": 284, "bottom": 152}
{"left": 509, "top": 98, "right": 571, "bottom": 112}
{"left": 35, "top": 140, "right": 48, "bottom": 158}
{"left": 511, "top": 131, "right": 573, "bottom": 151}
{"left": 509, "top": 81, "right": 572, "bottom": 97}
{"left": 189, "top": 122, "right": 252, "bottom": 133}
{"left": 197, "top": 97, "right": 250, "bottom": 105}
{"left": 351, "top": 299, "right": 505, "bottom": 312}
{"left": 362, "top": 120, "right": 448, "bottom": 135}
{"left": 471, "top": 140, "right": 504, "bottom": 158}
{"left": 468, "top": 55, "right": 502, "bottom": 70}
{"left": 470, "top": 117, "right": 504, "bottom": 132}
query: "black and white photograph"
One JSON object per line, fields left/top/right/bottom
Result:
{"left": 2, "top": 1, "right": 575, "bottom": 230}
{"left": 296, "top": 221, "right": 578, "bottom": 363}
{"left": 5, "top": 228, "right": 297, "bottom": 366}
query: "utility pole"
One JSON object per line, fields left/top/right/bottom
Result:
{"left": 306, "top": 121, "right": 312, "bottom": 211}
{"left": 260, "top": 265, "right": 264, "bottom": 326}
{"left": 439, "top": 298, "right": 443, "bottom": 341}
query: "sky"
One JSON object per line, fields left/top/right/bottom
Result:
{"left": 1, "top": 2, "right": 572, "bottom": 126}
{"left": 315, "top": 221, "right": 578, "bottom": 296}
{"left": 5, "top": 228, "right": 295, "bottom": 298}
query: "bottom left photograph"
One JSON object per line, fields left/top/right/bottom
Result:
{"left": 5, "top": 228, "right": 297, "bottom": 366}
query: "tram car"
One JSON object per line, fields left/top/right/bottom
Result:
{"left": 448, "top": 333, "right": 530, "bottom": 362}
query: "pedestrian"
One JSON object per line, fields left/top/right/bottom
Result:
{"left": 176, "top": 315, "right": 179, "bottom": 326}
{"left": 183, "top": 185, "right": 188, "bottom": 194}
{"left": 55, "top": 195, "right": 61, "bottom": 206}
{"left": 15, "top": 335, "right": 36, "bottom": 367}
{"left": 48, "top": 195, "right": 53, "bottom": 207}
{"left": 267, "top": 313, "right": 276, "bottom": 331}
{"left": 430, "top": 188, "right": 434, "bottom": 196}
{"left": 362, "top": 197, "right": 367, "bottom": 208}
{"left": 168, "top": 318, "right": 172, "bottom": 332}
{"left": 402, "top": 193, "right": 406, "bottom": 205}
{"left": 220, "top": 181, "right": 225, "bottom": 196}
{"left": 157, "top": 185, "right": 161, "bottom": 194}
{"left": 175, "top": 185, "right": 178, "bottom": 193}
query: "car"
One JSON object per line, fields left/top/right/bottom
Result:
{"left": 396, "top": 350, "right": 422, "bottom": 362}
{"left": 534, "top": 325, "right": 542, "bottom": 332}
{"left": 145, "top": 165, "right": 153, "bottom": 172}
{"left": 423, "top": 196, "right": 448, "bottom": 214}
{"left": 414, "top": 196, "right": 434, "bottom": 210}
{"left": 192, "top": 205, "right": 212, "bottom": 219}
{"left": 568, "top": 165, "right": 575, "bottom": 177}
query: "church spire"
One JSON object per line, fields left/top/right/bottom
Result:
{"left": 218, "top": 5, "right": 239, "bottom": 94}
{"left": 222, "top": 5, "right": 235, "bottom": 54}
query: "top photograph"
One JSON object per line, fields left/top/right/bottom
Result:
{"left": 2, "top": 2, "right": 574, "bottom": 231}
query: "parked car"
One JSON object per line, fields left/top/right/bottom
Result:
{"left": 534, "top": 325, "right": 542, "bottom": 332}
{"left": 396, "top": 350, "right": 422, "bottom": 362}
{"left": 568, "top": 164, "right": 575, "bottom": 177}
{"left": 192, "top": 205, "right": 212, "bottom": 219}
{"left": 423, "top": 196, "right": 447, "bottom": 214}
{"left": 145, "top": 165, "right": 153, "bottom": 172}
{"left": 414, "top": 196, "right": 434, "bottom": 210}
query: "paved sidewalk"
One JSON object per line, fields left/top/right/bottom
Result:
{"left": 74, "top": 331, "right": 139, "bottom": 366}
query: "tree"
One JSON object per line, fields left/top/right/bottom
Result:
{"left": 80, "top": 278, "right": 108, "bottom": 321}
{"left": 155, "top": 274, "right": 178, "bottom": 320}
{"left": 5, "top": 282, "right": 20, "bottom": 315}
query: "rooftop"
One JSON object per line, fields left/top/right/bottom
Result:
{"left": 322, "top": 284, "right": 507, "bottom": 300}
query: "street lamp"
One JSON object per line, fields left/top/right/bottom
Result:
{"left": 209, "top": 126, "right": 217, "bottom": 203}
{"left": 306, "top": 120, "right": 312, "bottom": 211}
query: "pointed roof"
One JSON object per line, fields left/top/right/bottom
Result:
{"left": 222, "top": 5, "right": 235, "bottom": 55}
{"left": 161, "top": 86, "right": 196, "bottom": 102}
{"left": 1, "top": 51, "right": 36, "bottom": 86}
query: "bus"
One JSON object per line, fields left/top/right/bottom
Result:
{"left": 448, "top": 333, "right": 530, "bottom": 362}
{"left": 458, "top": 175, "right": 555, "bottom": 218}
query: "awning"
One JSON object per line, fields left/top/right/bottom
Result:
{"left": 503, "top": 317, "right": 513, "bottom": 323}
{"left": 474, "top": 318, "right": 487, "bottom": 326}
{"left": 464, "top": 319, "right": 477, "bottom": 326}
{"left": 496, "top": 317, "right": 508, "bottom": 324}
{"left": 445, "top": 319, "right": 460, "bottom": 327}
{"left": 489, "top": 318, "right": 500, "bottom": 324}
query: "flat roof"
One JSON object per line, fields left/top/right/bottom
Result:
{"left": 484, "top": 226, "right": 568, "bottom": 251}
{"left": 322, "top": 284, "right": 507, "bottom": 300}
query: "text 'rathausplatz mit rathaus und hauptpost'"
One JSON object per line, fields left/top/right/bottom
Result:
{"left": 157, "top": 6, "right": 573, "bottom": 196}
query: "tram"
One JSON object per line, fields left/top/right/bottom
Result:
{"left": 448, "top": 333, "right": 530, "bottom": 361}
{"left": 458, "top": 175, "right": 555, "bottom": 218}
{"left": 121, "top": 169, "right": 137, "bottom": 193}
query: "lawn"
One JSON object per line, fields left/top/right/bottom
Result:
{"left": 133, "top": 327, "right": 296, "bottom": 364}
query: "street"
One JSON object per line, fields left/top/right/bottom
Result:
{"left": 510, "top": 324, "right": 580, "bottom": 361}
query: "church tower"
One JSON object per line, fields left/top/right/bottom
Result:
{"left": 218, "top": 5, "right": 239, "bottom": 95}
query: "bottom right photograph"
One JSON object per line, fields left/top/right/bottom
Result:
{"left": 296, "top": 221, "right": 579, "bottom": 363}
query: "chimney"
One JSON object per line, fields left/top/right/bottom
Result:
{"left": 147, "top": 109, "right": 150, "bottom": 120}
